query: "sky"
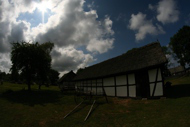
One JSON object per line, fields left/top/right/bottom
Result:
{"left": 0, "top": 0, "right": 190, "bottom": 76}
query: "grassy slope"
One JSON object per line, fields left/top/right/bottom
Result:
{"left": 0, "top": 76, "right": 190, "bottom": 127}
{"left": 165, "top": 74, "right": 190, "bottom": 85}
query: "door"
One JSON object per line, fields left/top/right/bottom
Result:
{"left": 135, "top": 70, "right": 150, "bottom": 98}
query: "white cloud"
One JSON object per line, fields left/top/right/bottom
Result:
{"left": 0, "top": 0, "right": 34, "bottom": 53}
{"left": 0, "top": 53, "right": 11, "bottom": 73}
{"left": 166, "top": 54, "right": 180, "bottom": 68}
{"left": 0, "top": 0, "right": 114, "bottom": 73}
{"left": 0, "top": 0, "right": 37, "bottom": 22}
{"left": 33, "top": 1, "right": 114, "bottom": 54}
{"left": 128, "top": 12, "right": 165, "bottom": 41}
{"left": 87, "top": 38, "right": 114, "bottom": 54}
{"left": 51, "top": 46, "right": 95, "bottom": 72}
{"left": 156, "top": 0, "right": 179, "bottom": 24}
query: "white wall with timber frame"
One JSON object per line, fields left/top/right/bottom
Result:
{"left": 75, "top": 67, "right": 164, "bottom": 98}
{"left": 148, "top": 68, "right": 163, "bottom": 97}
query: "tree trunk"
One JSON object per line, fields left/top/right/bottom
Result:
{"left": 27, "top": 76, "right": 31, "bottom": 91}
{"left": 27, "top": 70, "right": 32, "bottom": 91}
{"left": 38, "top": 84, "right": 41, "bottom": 90}
{"left": 28, "top": 83, "right": 31, "bottom": 91}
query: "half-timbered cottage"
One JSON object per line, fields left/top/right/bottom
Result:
{"left": 74, "top": 42, "right": 167, "bottom": 98}
{"left": 59, "top": 70, "right": 76, "bottom": 91}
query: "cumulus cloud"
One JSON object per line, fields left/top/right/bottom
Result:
{"left": 166, "top": 54, "right": 180, "bottom": 68}
{"left": 87, "top": 38, "right": 114, "bottom": 54}
{"left": 156, "top": 0, "right": 179, "bottom": 24}
{"left": 0, "top": 0, "right": 36, "bottom": 22}
{"left": 0, "top": 0, "right": 34, "bottom": 53}
{"left": 51, "top": 46, "right": 94, "bottom": 73}
{"left": 8, "top": 21, "right": 31, "bottom": 42}
{"left": 0, "top": 21, "right": 11, "bottom": 53}
{"left": 0, "top": 0, "right": 114, "bottom": 74}
{"left": 128, "top": 12, "right": 165, "bottom": 41}
{"left": 33, "top": 0, "right": 114, "bottom": 54}
{"left": 0, "top": 53, "right": 11, "bottom": 73}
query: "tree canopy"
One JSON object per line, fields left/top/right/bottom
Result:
{"left": 49, "top": 69, "right": 60, "bottom": 86}
{"left": 10, "top": 42, "right": 54, "bottom": 91}
{"left": 169, "top": 25, "right": 190, "bottom": 68}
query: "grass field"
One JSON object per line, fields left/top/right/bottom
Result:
{"left": 0, "top": 75, "right": 190, "bottom": 127}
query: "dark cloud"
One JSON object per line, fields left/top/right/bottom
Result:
{"left": 23, "top": 0, "right": 33, "bottom": 6}
{"left": 0, "top": 1, "right": 3, "bottom": 21}
{"left": 0, "top": 22, "right": 11, "bottom": 53}
{"left": 0, "top": 60, "right": 10, "bottom": 69}
{"left": 0, "top": 21, "right": 29, "bottom": 53}
{"left": 51, "top": 49, "right": 62, "bottom": 57}
{"left": 0, "top": 42, "right": 10, "bottom": 53}
{"left": 8, "top": 22, "right": 28, "bottom": 42}
{"left": 52, "top": 56, "right": 80, "bottom": 72}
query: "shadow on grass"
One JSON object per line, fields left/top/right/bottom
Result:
{"left": 61, "top": 90, "right": 75, "bottom": 96}
{"left": 166, "top": 84, "right": 190, "bottom": 98}
{"left": 1, "top": 89, "right": 61, "bottom": 106}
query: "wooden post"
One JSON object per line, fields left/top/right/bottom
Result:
{"left": 84, "top": 100, "right": 96, "bottom": 121}
{"left": 126, "top": 74, "right": 129, "bottom": 97}
{"left": 114, "top": 76, "right": 117, "bottom": 97}
{"left": 64, "top": 101, "right": 84, "bottom": 119}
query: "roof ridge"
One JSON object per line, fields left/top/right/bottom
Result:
{"left": 84, "top": 42, "right": 160, "bottom": 70}
{"left": 139, "top": 42, "right": 159, "bottom": 49}
{"left": 75, "top": 41, "right": 167, "bottom": 80}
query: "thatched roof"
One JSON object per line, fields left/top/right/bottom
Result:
{"left": 75, "top": 42, "right": 167, "bottom": 80}
{"left": 59, "top": 71, "right": 76, "bottom": 83}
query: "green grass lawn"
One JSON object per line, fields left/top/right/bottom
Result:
{"left": 0, "top": 75, "right": 190, "bottom": 127}
{"left": 165, "top": 74, "right": 190, "bottom": 85}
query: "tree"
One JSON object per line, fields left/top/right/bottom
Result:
{"left": 0, "top": 70, "right": 2, "bottom": 85}
{"left": 161, "top": 46, "right": 171, "bottom": 77}
{"left": 11, "top": 42, "right": 54, "bottom": 91}
{"left": 10, "top": 65, "right": 20, "bottom": 83}
{"left": 162, "top": 46, "right": 171, "bottom": 55}
{"left": 49, "top": 69, "right": 60, "bottom": 86}
{"left": 35, "top": 42, "right": 54, "bottom": 89}
{"left": 76, "top": 68, "right": 84, "bottom": 74}
{"left": 169, "top": 25, "right": 190, "bottom": 69}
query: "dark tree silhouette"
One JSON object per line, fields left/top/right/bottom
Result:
{"left": 49, "top": 69, "right": 59, "bottom": 86}
{"left": 10, "top": 65, "right": 20, "bottom": 83}
{"left": 169, "top": 25, "right": 190, "bottom": 68}
{"left": 76, "top": 68, "right": 84, "bottom": 74}
{"left": 161, "top": 46, "right": 171, "bottom": 77}
{"left": 11, "top": 42, "right": 54, "bottom": 91}
{"left": 0, "top": 70, "right": 2, "bottom": 85}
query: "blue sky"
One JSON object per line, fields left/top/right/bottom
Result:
{"left": 0, "top": 0, "right": 190, "bottom": 75}
{"left": 85, "top": 0, "right": 190, "bottom": 65}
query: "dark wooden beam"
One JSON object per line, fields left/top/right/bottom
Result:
{"left": 126, "top": 74, "right": 129, "bottom": 97}
{"left": 152, "top": 68, "right": 159, "bottom": 97}
{"left": 96, "top": 79, "right": 97, "bottom": 95}
{"left": 160, "top": 66, "right": 165, "bottom": 96}
{"left": 91, "top": 80, "right": 92, "bottom": 91}
{"left": 114, "top": 76, "right": 117, "bottom": 97}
